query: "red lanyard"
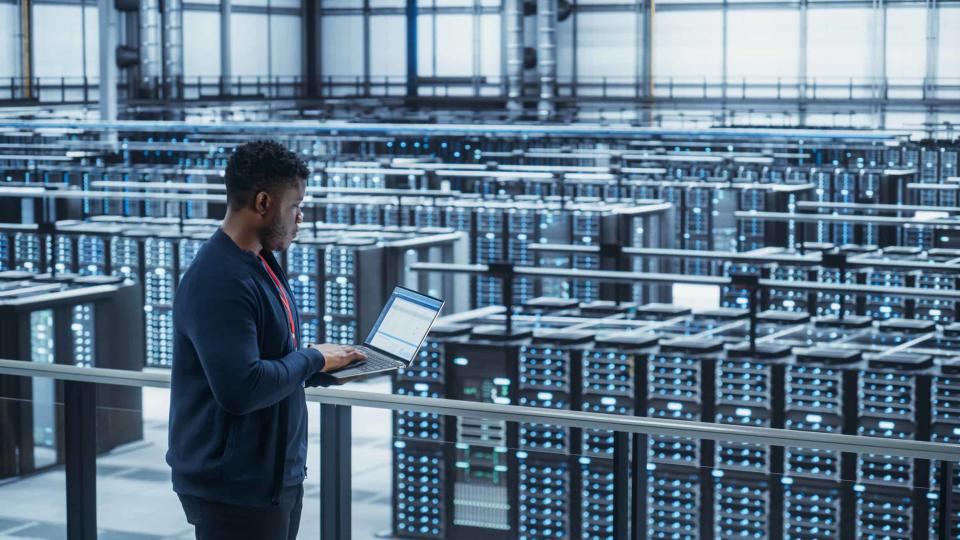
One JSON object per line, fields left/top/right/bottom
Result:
{"left": 258, "top": 254, "right": 298, "bottom": 348}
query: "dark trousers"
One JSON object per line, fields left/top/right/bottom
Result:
{"left": 178, "top": 484, "right": 304, "bottom": 540}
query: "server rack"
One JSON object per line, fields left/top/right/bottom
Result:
{"left": 714, "top": 342, "right": 791, "bottom": 540}
{"left": 0, "top": 274, "right": 144, "bottom": 479}
{"left": 392, "top": 322, "right": 472, "bottom": 539}
{"left": 322, "top": 238, "right": 385, "bottom": 344}
{"left": 645, "top": 338, "right": 723, "bottom": 540}
{"left": 445, "top": 335, "right": 524, "bottom": 539}
{"left": 516, "top": 331, "right": 591, "bottom": 540}
{"left": 864, "top": 247, "right": 923, "bottom": 320}
{"left": 930, "top": 356, "right": 960, "bottom": 539}
{"left": 784, "top": 347, "right": 860, "bottom": 540}
{"left": 854, "top": 351, "right": 933, "bottom": 540}
{"left": 581, "top": 333, "right": 658, "bottom": 540}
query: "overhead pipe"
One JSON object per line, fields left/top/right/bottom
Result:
{"left": 162, "top": 0, "right": 184, "bottom": 99}
{"left": 505, "top": 0, "right": 524, "bottom": 114}
{"left": 536, "top": 0, "right": 557, "bottom": 121}
{"left": 139, "top": 0, "right": 162, "bottom": 95}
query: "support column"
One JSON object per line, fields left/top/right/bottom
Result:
{"left": 220, "top": 0, "right": 232, "bottom": 95}
{"left": 139, "top": 0, "right": 161, "bottom": 97}
{"left": 98, "top": 0, "right": 118, "bottom": 120}
{"left": 721, "top": 0, "right": 728, "bottom": 107}
{"left": 536, "top": 0, "right": 557, "bottom": 120}
{"left": 640, "top": 0, "right": 653, "bottom": 124}
{"left": 505, "top": 0, "right": 524, "bottom": 113}
{"left": 303, "top": 0, "right": 322, "bottom": 97}
{"left": 924, "top": 0, "right": 939, "bottom": 134}
{"left": 405, "top": 0, "right": 418, "bottom": 97}
{"left": 17, "top": 0, "right": 33, "bottom": 100}
{"left": 163, "top": 0, "right": 184, "bottom": 99}
{"left": 798, "top": 0, "right": 808, "bottom": 126}
{"left": 362, "top": 0, "right": 370, "bottom": 95}
{"left": 871, "top": 0, "right": 886, "bottom": 128}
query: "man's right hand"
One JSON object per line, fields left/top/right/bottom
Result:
{"left": 309, "top": 343, "right": 367, "bottom": 372}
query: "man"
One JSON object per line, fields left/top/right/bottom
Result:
{"left": 167, "top": 140, "right": 366, "bottom": 539}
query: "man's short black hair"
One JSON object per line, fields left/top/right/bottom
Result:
{"left": 224, "top": 140, "right": 309, "bottom": 210}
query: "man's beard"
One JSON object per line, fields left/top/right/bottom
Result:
{"left": 261, "top": 217, "right": 289, "bottom": 251}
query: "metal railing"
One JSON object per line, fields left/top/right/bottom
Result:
{"left": 0, "top": 358, "right": 958, "bottom": 539}
{"left": 2, "top": 75, "right": 960, "bottom": 108}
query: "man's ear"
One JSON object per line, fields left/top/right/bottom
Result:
{"left": 254, "top": 191, "right": 271, "bottom": 216}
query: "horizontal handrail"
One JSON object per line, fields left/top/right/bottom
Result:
{"left": 1, "top": 358, "right": 959, "bottom": 462}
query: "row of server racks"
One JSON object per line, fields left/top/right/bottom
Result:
{"left": 0, "top": 219, "right": 463, "bottom": 367}
{"left": 0, "top": 271, "right": 144, "bottom": 480}
{"left": 391, "top": 308, "right": 960, "bottom": 540}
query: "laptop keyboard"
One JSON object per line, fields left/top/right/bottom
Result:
{"left": 349, "top": 347, "right": 402, "bottom": 372}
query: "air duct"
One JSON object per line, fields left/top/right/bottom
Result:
{"left": 162, "top": 0, "right": 183, "bottom": 99}
{"left": 139, "top": 0, "right": 161, "bottom": 94}
{"left": 505, "top": 0, "right": 524, "bottom": 113}
{"left": 536, "top": 0, "right": 557, "bottom": 121}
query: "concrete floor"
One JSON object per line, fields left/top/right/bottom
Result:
{"left": 0, "top": 376, "right": 396, "bottom": 540}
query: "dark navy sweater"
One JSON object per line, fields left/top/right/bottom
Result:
{"left": 166, "top": 228, "right": 326, "bottom": 507}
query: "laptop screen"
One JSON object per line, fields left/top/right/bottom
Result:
{"left": 365, "top": 287, "right": 443, "bottom": 361}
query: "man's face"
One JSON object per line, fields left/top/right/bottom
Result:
{"left": 259, "top": 179, "right": 305, "bottom": 252}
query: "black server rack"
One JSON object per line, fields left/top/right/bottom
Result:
{"left": 392, "top": 323, "right": 472, "bottom": 539}
{"left": 445, "top": 337, "right": 523, "bottom": 539}
{"left": 508, "top": 207, "right": 538, "bottom": 306}
{"left": 854, "top": 352, "right": 933, "bottom": 540}
{"left": 581, "top": 333, "right": 658, "bottom": 540}
{"left": 767, "top": 243, "right": 833, "bottom": 314}
{"left": 571, "top": 209, "right": 601, "bottom": 303}
{"left": 714, "top": 343, "right": 791, "bottom": 540}
{"left": 864, "top": 247, "right": 922, "bottom": 320}
{"left": 285, "top": 237, "right": 328, "bottom": 347}
{"left": 140, "top": 230, "right": 180, "bottom": 368}
{"left": 0, "top": 274, "right": 144, "bottom": 479}
{"left": 930, "top": 356, "right": 960, "bottom": 539}
{"left": 474, "top": 207, "right": 504, "bottom": 308}
{"left": 784, "top": 347, "right": 860, "bottom": 540}
{"left": 322, "top": 238, "right": 385, "bottom": 344}
{"left": 645, "top": 338, "right": 723, "bottom": 540}
{"left": 516, "top": 331, "right": 590, "bottom": 540}
{"left": 915, "top": 249, "right": 960, "bottom": 324}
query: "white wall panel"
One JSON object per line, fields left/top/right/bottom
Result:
{"left": 33, "top": 5, "right": 84, "bottom": 78}
{"left": 417, "top": 15, "right": 435, "bottom": 76}
{"left": 728, "top": 9, "right": 798, "bottom": 80}
{"left": 939, "top": 7, "right": 960, "bottom": 80}
{"left": 270, "top": 15, "right": 302, "bottom": 76}
{"left": 434, "top": 14, "right": 472, "bottom": 76}
{"left": 807, "top": 8, "right": 870, "bottom": 80}
{"left": 556, "top": 11, "right": 573, "bottom": 79}
{"left": 479, "top": 13, "right": 500, "bottom": 78}
{"left": 231, "top": 13, "right": 269, "bottom": 76}
{"left": 886, "top": 7, "right": 925, "bottom": 80}
{"left": 370, "top": 16, "right": 406, "bottom": 77}
{"left": 184, "top": 11, "right": 221, "bottom": 77}
{"left": 653, "top": 11, "right": 722, "bottom": 79}
{"left": 575, "top": 12, "right": 635, "bottom": 80}
{"left": 0, "top": 4, "right": 19, "bottom": 79}
{"left": 322, "top": 15, "right": 364, "bottom": 76}
{"left": 83, "top": 6, "right": 98, "bottom": 78}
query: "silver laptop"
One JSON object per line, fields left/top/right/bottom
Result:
{"left": 327, "top": 286, "right": 444, "bottom": 380}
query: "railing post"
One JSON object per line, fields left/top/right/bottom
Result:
{"left": 939, "top": 460, "right": 955, "bottom": 539}
{"left": 631, "top": 433, "right": 647, "bottom": 540}
{"left": 613, "top": 431, "right": 629, "bottom": 540}
{"left": 320, "top": 404, "right": 352, "bottom": 540}
{"left": 64, "top": 380, "right": 97, "bottom": 540}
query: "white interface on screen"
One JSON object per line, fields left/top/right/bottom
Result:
{"left": 367, "top": 297, "right": 437, "bottom": 360}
